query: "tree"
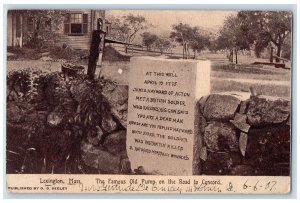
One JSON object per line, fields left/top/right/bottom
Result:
{"left": 108, "top": 14, "right": 148, "bottom": 44}
{"left": 154, "top": 37, "right": 172, "bottom": 54}
{"left": 141, "top": 32, "right": 158, "bottom": 50}
{"left": 170, "top": 23, "right": 197, "bottom": 58}
{"left": 170, "top": 23, "right": 210, "bottom": 59}
{"left": 238, "top": 11, "right": 292, "bottom": 61}
{"left": 190, "top": 33, "right": 210, "bottom": 58}
{"left": 208, "top": 39, "right": 219, "bottom": 53}
{"left": 17, "top": 10, "right": 66, "bottom": 48}
{"left": 217, "top": 15, "right": 253, "bottom": 63}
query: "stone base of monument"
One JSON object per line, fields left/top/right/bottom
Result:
{"left": 127, "top": 57, "right": 211, "bottom": 175}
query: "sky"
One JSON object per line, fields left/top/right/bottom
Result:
{"left": 107, "top": 10, "right": 237, "bottom": 36}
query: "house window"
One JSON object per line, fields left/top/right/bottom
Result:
{"left": 64, "top": 13, "right": 88, "bottom": 35}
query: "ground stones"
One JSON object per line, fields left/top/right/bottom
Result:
{"left": 203, "top": 94, "right": 241, "bottom": 120}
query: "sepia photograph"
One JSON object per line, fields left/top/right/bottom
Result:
{"left": 5, "top": 8, "right": 292, "bottom": 194}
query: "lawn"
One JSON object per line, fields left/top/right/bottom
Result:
{"left": 6, "top": 49, "right": 291, "bottom": 99}
{"left": 96, "top": 60, "right": 291, "bottom": 99}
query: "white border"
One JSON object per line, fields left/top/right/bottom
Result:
{"left": 0, "top": 0, "right": 298, "bottom": 202}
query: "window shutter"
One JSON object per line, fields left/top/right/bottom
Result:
{"left": 82, "top": 14, "right": 88, "bottom": 34}
{"left": 64, "top": 13, "right": 70, "bottom": 34}
{"left": 64, "top": 24, "right": 70, "bottom": 34}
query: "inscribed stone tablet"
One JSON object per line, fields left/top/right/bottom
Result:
{"left": 127, "top": 57, "right": 210, "bottom": 175}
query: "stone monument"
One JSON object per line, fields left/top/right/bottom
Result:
{"left": 127, "top": 57, "right": 211, "bottom": 175}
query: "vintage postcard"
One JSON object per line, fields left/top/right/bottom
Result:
{"left": 6, "top": 9, "right": 292, "bottom": 194}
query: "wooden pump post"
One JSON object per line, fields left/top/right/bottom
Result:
{"left": 87, "top": 18, "right": 106, "bottom": 80}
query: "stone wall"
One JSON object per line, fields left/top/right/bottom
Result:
{"left": 80, "top": 83, "right": 131, "bottom": 174}
{"left": 198, "top": 93, "right": 290, "bottom": 176}
{"left": 83, "top": 87, "right": 290, "bottom": 176}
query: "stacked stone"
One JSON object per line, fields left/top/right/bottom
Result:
{"left": 81, "top": 88, "right": 291, "bottom": 175}
{"left": 80, "top": 83, "right": 131, "bottom": 174}
{"left": 198, "top": 93, "right": 291, "bottom": 176}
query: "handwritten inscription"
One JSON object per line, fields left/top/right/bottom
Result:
{"left": 77, "top": 177, "right": 280, "bottom": 194}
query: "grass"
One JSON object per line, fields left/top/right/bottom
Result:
{"left": 6, "top": 49, "right": 291, "bottom": 99}
{"left": 7, "top": 46, "right": 88, "bottom": 62}
{"left": 211, "top": 64, "right": 290, "bottom": 82}
{"left": 211, "top": 79, "right": 290, "bottom": 99}
{"left": 211, "top": 70, "right": 290, "bottom": 82}
{"left": 210, "top": 63, "right": 290, "bottom": 98}
{"left": 98, "top": 60, "right": 291, "bottom": 96}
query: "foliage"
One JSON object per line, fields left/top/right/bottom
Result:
{"left": 108, "top": 14, "right": 148, "bottom": 44}
{"left": 140, "top": 32, "right": 158, "bottom": 50}
{"left": 215, "top": 11, "right": 292, "bottom": 60}
{"left": 170, "top": 23, "right": 210, "bottom": 56}
{"left": 7, "top": 69, "right": 75, "bottom": 173}
{"left": 190, "top": 33, "right": 210, "bottom": 53}
{"left": 208, "top": 39, "right": 219, "bottom": 53}
{"left": 154, "top": 37, "right": 172, "bottom": 53}
{"left": 238, "top": 11, "right": 292, "bottom": 59}
{"left": 170, "top": 23, "right": 198, "bottom": 45}
{"left": 6, "top": 68, "right": 117, "bottom": 174}
{"left": 141, "top": 31, "right": 173, "bottom": 53}
{"left": 216, "top": 14, "right": 256, "bottom": 63}
{"left": 281, "top": 33, "right": 292, "bottom": 59}
{"left": 15, "top": 10, "right": 67, "bottom": 49}
{"left": 217, "top": 15, "right": 253, "bottom": 51}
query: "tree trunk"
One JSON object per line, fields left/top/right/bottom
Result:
{"left": 275, "top": 45, "right": 282, "bottom": 62}
{"left": 229, "top": 49, "right": 233, "bottom": 62}
{"left": 235, "top": 49, "right": 238, "bottom": 64}
{"left": 270, "top": 47, "right": 274, "bottom": 62}
{"left": 182, "top": 43, "right": 185, "bottom": 59}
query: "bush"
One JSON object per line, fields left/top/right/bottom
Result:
{"left": 6, "top": 68, "right": 114, "bottom": 174}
